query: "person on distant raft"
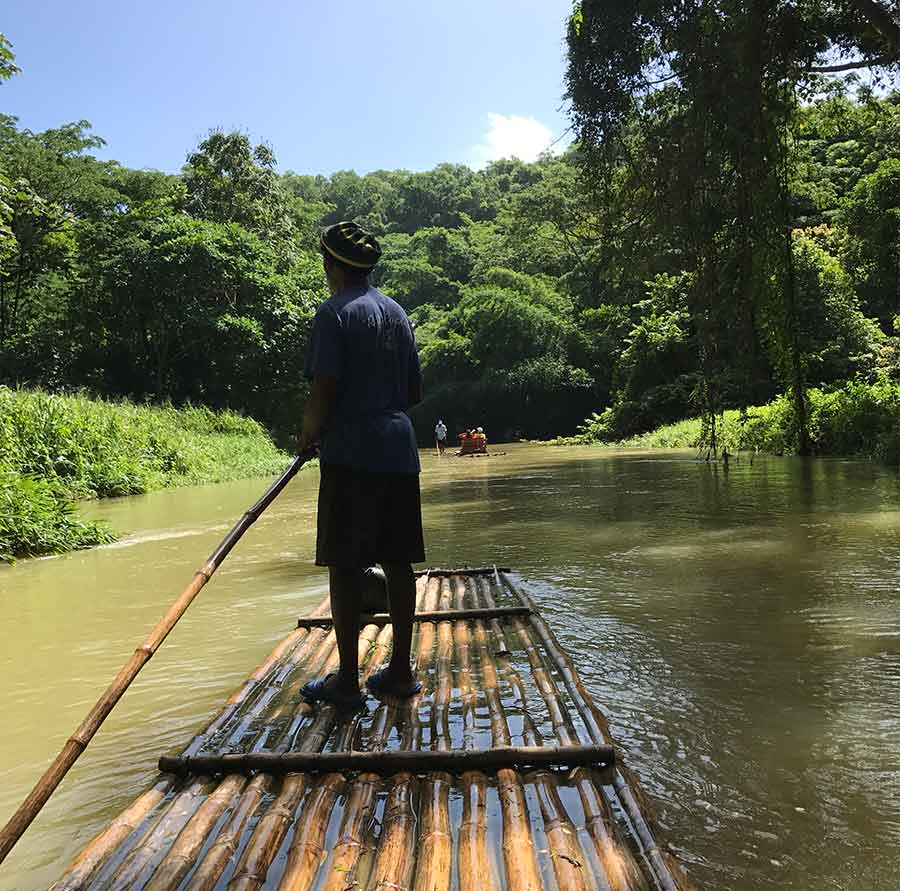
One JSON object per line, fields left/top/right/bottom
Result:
{"left": 298, "top": 221, "right": 425, "bottom": 710}
{"left": 434, "top": 418, "right": 447, "bottom": 454}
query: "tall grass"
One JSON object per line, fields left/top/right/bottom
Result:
{"left": 0, "top": 388, "right": 290, "bottom": 561}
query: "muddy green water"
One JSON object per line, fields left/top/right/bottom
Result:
{"left": 1, "top": 444, "right": 899, "bottom": 890}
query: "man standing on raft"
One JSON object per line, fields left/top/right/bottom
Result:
{"left": 298, "top": 221, "right": 425, "bottom": 710}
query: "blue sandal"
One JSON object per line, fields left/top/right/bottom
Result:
{"left": 366, "top": 668, "right": 422, "bottom": 699}
{"left": 300, "top": 673, "right": 367, "bottom": 711}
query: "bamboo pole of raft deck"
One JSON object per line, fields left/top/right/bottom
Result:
{"left": 471, "top": 577, "right": 594, "bottom": 891}
{"left": 199, "top": 597, "right": 336, "bottom": 754}
{"left": 134, "top": 617, "right": 343, "bottom": 891}
{"left": 103, "top": 777, "right": 215, "bottom": 890}
{"left": 127, "top": 590, "right": 380, "bottom": 891}
{"left": 460, "top": 577, "right": 543, "bottom": 891}
{"left": 319, "top": 773, "right": 380, "bottom": 891}
{"left": 451, "top": 578, "right": 500, "bottom": 891}
{"left": 142, "top": 773, "right": 248, "bottom": 891}
{"left": 368, "top": 773, "right": 418, "bottom": 891}
{"left": 183, "top": 597, "right": 333, "bottom": 757}
{"left": 0, "top": 453, "right": 312, "bottom": 866}
{"left": 481, "top": 578, "right": 647, "bottom": 891}
{"left": 150, "top": 611, "right": 346, "bottom": 891}
{"left": 502, "top": 572, "right": 686, "bottom": 891}
{"left": 415, "top": 567, "right": 511, "bottom": 577}
{"left": 572, "top": 767, "right": 651, "bottom": 891}
{"left": 365, "top": 576, "right": 443, "bottom": 891}
{"left": 412, "top": 577, "right": 454, "bottom": 891}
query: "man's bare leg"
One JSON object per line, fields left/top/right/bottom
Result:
{"left": 328, "top": 566, "right": 363, "bottom": 696}
{"left": 380, "top": 562, "right": 417, "bottom": 686}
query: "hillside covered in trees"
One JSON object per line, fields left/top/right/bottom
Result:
{"left": 2, "top": 8, "right": 899, "bottom": 453}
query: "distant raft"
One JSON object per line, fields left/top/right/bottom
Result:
{"left": 50, "top": 567, "right": 693, "bottom": 891}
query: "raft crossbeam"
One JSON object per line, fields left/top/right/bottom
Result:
{"left": 296, "top": 605, "right": 531, "bottom": 628}
{"left": 159, "top": 744, "right": 615, "bottom": 777}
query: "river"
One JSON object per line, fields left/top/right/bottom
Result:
{"left": 1, "top": 444, "right": 898, "bottom": 890}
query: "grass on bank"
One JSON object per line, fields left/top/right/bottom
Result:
{"left": 1, "top": 388, "right": 290, "bottom": 562}
{"left": 561, "top": 380, "right": 900, "bottom": 465}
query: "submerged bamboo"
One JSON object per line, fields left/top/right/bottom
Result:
{"left": 175, "top": 623, "right": 342, "bottom": 891}
{"left": 105, "top": 777, "right": 213, "bottom": 891}
{"left": 368, "top": 773, "right": 418, "bottom": 891}
{"left": 572, "top": 767, "right": 650, "bottom": 891}
{"left": 49, "top": 775, "right": 176, "bottom": 891}
{"left": 184, "top": 773, "right": 271, "bottom": 891}
{"left": 451, "top": 579, "right": 500, "bottom": 891}
{"left": 144, "top": 773, "right": 247, "bottom": 891}
{"left": 482, "top": 575, "right": 648, "bottom": 891}
{"left": 224, "top": 623, "right": 383, "bottom": 891}
{"left": 319, "top": 773, "right": 380, "bottom": 891}
{"left": 412, "top": 578, "right": 454, "bottom": 891}
{"left": 277, "top": 773, "right": 345, "bottom": 891}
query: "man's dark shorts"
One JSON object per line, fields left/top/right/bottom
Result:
{"left": 316, "top": 462, "right": 425, "bottom": 567}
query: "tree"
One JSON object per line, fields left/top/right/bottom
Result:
{"left": 183, "top": 131, "right": 295, "bottom": 253}
{"left": 564, "top": 0, "right": 900, "bottom": 453}
{"left": 0, "top": 34, "right": 20, "bottom": 83}
{"left": 841, "top": 156, "right": 900, "bottom": 327}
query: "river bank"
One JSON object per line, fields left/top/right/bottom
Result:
{"left": 552, "top": 380, "right": 900, "bottom": 465}
{"left": 0, "top": 388, "right": 290, "bottom": 562}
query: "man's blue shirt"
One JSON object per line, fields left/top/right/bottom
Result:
{"left": 304, "top": 285, "right": 421, "bottom": 474}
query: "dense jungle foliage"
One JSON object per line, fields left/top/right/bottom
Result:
{"left": 2, "top": 8, "right": 899, "bottom": 457}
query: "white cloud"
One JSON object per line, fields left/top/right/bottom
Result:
{"left": 470, "top": 113, "right": 562, "bottom": 169}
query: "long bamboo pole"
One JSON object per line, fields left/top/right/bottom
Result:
{"left": 0, "top": 453, "right": 311, "bottom": 866}
{"left": 160, "top": 743, "right": 614, "bottom": 777}
{"left": 150, "top": 595, "right": 389, "bottom": 891}
{"left": 52, "top": 620, "right": 328, "bottom": 891}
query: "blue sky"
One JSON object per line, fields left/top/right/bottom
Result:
{"left": 3, "top": 1, "right": 574, "bottom": 176}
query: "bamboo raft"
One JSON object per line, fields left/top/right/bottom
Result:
{"left": 49, "top": 568, "right": 692, "bottom": 891}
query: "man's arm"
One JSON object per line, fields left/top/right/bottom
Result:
{"left": 298, "top": 374, "right": 338, "bottom": 453}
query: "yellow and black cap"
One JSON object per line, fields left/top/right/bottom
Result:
{"left": 320, "top": 221, "right": 382, "bottom": 270}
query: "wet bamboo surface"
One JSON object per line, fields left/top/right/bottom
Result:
{"left": 49, "top": 570, "right": 693, "bottom": 891}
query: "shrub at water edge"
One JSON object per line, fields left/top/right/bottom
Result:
{"left": 0, "top": 388, "right": 291, "bottom": 561}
